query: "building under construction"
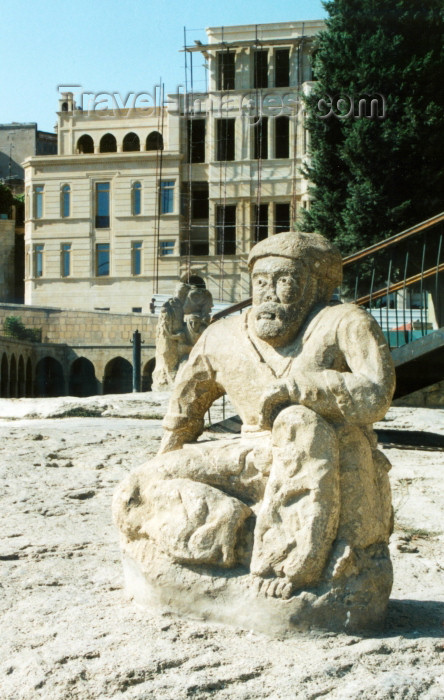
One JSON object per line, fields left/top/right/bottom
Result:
{"left": 23, "top": 20, "right": 324, "bottom": 313}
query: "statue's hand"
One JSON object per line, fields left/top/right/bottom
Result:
{"left": 252, "top": 575, "right": 293, "bottom": 600}
{"left": 158, "top": 430, "right": 185, "bottom": 455}
{"left": 258, "top": 381, "right": 292, "bottom": 429}
{"left": 167, "top": 330, "right": 185, "bottom": 341}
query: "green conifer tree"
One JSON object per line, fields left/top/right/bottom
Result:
{"left": 300, "top": 0, "right": 444, "bottom": 255}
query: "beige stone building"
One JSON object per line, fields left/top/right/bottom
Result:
{"left": 1, "top": 122, "right": 56, "bottom": 304}
{"left": 24, "top": 20, "right": 323, "bottom": 313}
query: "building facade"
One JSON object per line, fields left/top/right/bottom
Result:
{"left": 0, "top": 123, "right": 56, "bottom": 304}
{"left": 24, "top": 20, "right": 323, "bottom": 313}
{"left": 0, "top": 122, "right": 57, "bottom": 192}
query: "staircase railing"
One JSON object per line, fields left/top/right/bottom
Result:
{"left": 211, "top": 211, "right": 444, "bottom": 349}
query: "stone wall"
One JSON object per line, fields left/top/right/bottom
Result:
{"left": 0, "top": 303, "right": 158, "bottom": 397}
{"left": 0, "top": 221, "right": 16, "bottom": 302}
{"left": 0, "top": 334, "right": 68, "bottom": 398}
{"left": 0, "top": 330, "right": 156, "bottom": 398}
{"left": 0, "top": 303, "right": 157, "bottom": 346}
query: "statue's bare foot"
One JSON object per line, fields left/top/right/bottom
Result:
{"left": 252, "top": 575, "right": 293, "bottom": 600}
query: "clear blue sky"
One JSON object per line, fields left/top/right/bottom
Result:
{"left": 0, "top": 0, "right": 326, "bottom": 133}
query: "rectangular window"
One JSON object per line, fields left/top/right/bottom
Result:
{"left": 61, "top": 185, "right": 70, "bottom": 218}
{"left": 95, "top": 182, "right": 110, "bottom": 228}
{"left": 34, "top": 186, "right": 44, "bottom": 219}
{"left": 61, "top": 243, "right": 71, "bottom": 277}
{"left": 159, "top": 241, "right": 175, "bottom": 256}
{"left": 217, "top": 51, "right": 235, "bottom": 90}
{"left": 180, "top": 237, "right": 210, "bottom": 256}
{"left": 187, "top": 119, "right": 205, "bottom": 163}
{"left": 253, "top": 204, "right": 268, "bottom": 242}
{"left": 160, "top": 181, "right": 174, "bottom": 214}
{"left": 181, "top": 182, "right": 210, "bottom": 256}
{"left": 96, "top": 243, "right": 110, "bottom": 276}
{"left": 216, "top": 204, "right": 236, "bottom": 255}
{"left": 275, "top": 48, "right": 290, "bottom": 87}
{"left": 216, "top": 119, "right": 235, "bottom": 161}
{"left": 34, "top": 244, "right": 44, "bottom": 277}
{"left": 132, "top": 307, "right": 142, "bottom": 313}
{"left": 191, "top": 182, "right": 209, "bottom": 219}
{"left": 253, "top": 117, "right": 268, "bottom": 160}
{"left": 275, "top": 203, "right": 290, "bottom": 234}
{"left": 132, "top": 241, "right": 142, "bottom": 275}
{"left": 132, "top": 182, "right": 141, "bottom": 216}
{"left": 254, "top": 49, "right": 268, "bottom": 88}
{"left": 275, "top": 116, "right": 290, "bottom": 158}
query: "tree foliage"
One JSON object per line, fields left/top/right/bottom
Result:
{"left": 300, "top": 0, "right": 444, "bottom": 256}
{"left": 0, "top": 184, "right": 23, "bottom": 223}
{"left": 3, "top": 316, "right": 41, "bottom": 343}
{"left": 0, "top": 183, "right": 14, "bottom": 216}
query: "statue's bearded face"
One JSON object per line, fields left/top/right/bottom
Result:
{"left": 251, "top": 257, "right": 314, "bottom": 347}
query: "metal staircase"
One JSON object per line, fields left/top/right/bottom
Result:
{"left": 211, "top": 212, "right": 444, "bottom": 398}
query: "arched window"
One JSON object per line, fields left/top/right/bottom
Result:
{"left": 103, "top": 357, "right": 132, "bottom": 394}
{"left": 61, "top": 184, "right": 70, "bottom": 217}
{"left": 26, "top": 358, "right": 33, "bottom": 397}
{"left": 142, "top": 358, "right": 156, "bottom": 391}
{"left": 187, "top": 275, "right": 206, "bottom": 288}
{"left": 69, "top": 357, "right": 97, "bottom": 397}
{"left": 123, "top": 132, "right": 140, "bottom": 152}
{"left": 77, "top": 134, "right": 94, "bottom": 154}
{"left": 9, "top": 355, "right": 17, "bottom": 398}
{"left": 146, "top": 131, "right": 163, "bottom": 151}
{"left": 132, "top": 181, "right": 142, "bottom": 216}
{"left": 35, "top": 357, "right": 65, "bottom": 397}
{"left": 61, "top": 102, "right": 69, "bottom": 112}
{"left": 17, "top": 356, "right": 25, "bottom": 398}
{"left": 1, "top": 354, "right": 9, "bottom": 397}
{"left": 99, "top": 133, "right": 117, "bottom": 153}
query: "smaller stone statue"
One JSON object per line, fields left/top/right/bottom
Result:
{"left": 152, "top": 282, "right": 213, "bottom": 390}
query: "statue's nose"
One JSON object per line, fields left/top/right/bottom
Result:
{"left": 263, "top": 287, "right": 278, "bottom": 302}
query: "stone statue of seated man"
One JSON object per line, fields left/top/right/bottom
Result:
{"left": 114, "top": 231, "right": 396, "bottom": 634}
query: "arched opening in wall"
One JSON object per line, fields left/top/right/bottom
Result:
{"left": 9, "top": 355, "right": 17, "bottom": 398}
{"left": 186, "top": 275, "right": 206, "bottom": 288}
{"left": 1, "top": 354, "right": 9, "bottom": 397}
{"left": 77, "top": 134, "right": 94, "bottom": 154}
{"left": 17, "top": 356, "right": 25, "bottom": 398}
{"left": 61, "top": 102, "right": 69, "bottom": 112}
{"left": 103, "top": 357, "right": 132, "bottom": 394}
{"left": 142, "top": 358, "right": 156, "bottom": 392}
{"left": 35, "top": 357, "right": 65, "bottom": 397}
{"left": 146, "top": 131, "right": 163, "bottom": 151}
{"left": 26, "top": 358, "right": 33, "bottom": 397}
{"left": 69, "top": 358, "right": 98, "bottom": 397}
{"left": 100, "top": 133, "right": 117, "bottom": 153}
{"left": 122, "top": 132, "right": 140, "bottom": 152}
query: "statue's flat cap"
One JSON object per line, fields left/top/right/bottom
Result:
{"left": 248, "top": 231, "right": 342, "bottom": 287}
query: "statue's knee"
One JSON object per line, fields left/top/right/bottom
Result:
{"left": 272, "top": 405, "right": 336, "bottom": 449}
{"left": 113, "top": 470, "right": 148, "bottom": 538}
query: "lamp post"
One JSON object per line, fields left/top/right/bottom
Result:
{"left": 131, "top": 329, "right": 142, "bottom": 392}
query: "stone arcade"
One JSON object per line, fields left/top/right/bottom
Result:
{"left": 113, "top": 231, "right": 396, "bottom": 635}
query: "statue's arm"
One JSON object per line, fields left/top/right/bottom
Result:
{"left": 158, "top": 338, "right": 224, "bottom": 454}
{"left": 260, "top": 308, "right": 395, "bottom": 427}
{"left": 295, "top": 309, "right": 395, "bottom": 424}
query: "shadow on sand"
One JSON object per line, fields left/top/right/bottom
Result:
{"left": 384, "top": 599, "right": 444, "bottom": 638}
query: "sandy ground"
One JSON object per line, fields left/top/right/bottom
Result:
{"left": 0, "top": 393, "right": 443, "bottom": 700}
